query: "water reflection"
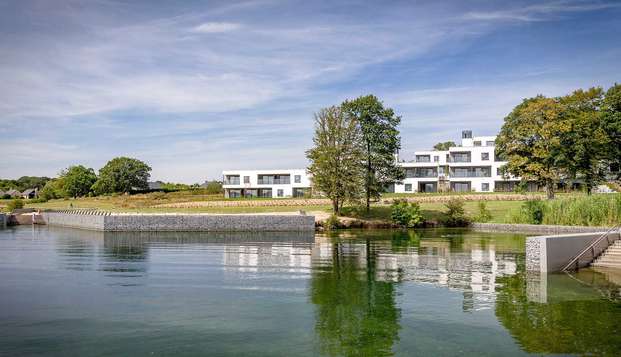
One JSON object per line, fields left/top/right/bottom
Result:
{"left": 1, "top": 227, "right": 621, "bottom": 356}
{"left": 496, "top": 270, "right": 621, "bottom": 356}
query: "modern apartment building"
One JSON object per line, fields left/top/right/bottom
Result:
{"left": 394, "top": 130, "right": 518, "bottom": 193}
{"left": 222, "top": 169, "right": 311, "bottom": 198}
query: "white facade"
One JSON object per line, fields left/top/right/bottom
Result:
{"left": 394, "top": 130, "right": 518, "bottom": 193}
{"left": 222, "top": 169, "right": 311, "bottom": 198}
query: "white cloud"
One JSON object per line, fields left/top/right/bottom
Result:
{"left": 191, "top": 22, "right": 242, "bottom": 33}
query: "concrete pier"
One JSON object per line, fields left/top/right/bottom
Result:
{"left": 42, "top": 210, "right": 315, "bottom": 232}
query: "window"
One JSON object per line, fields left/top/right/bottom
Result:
{"left": 415, "top": 155, "right": 431, "bottom": 163}
{"left": 277, "top": 189, "right": 284, "bottom": 197}
{"left": 474, "top": 141, "right": 481, "bottom": 147}
{"left": 451, "top": 166, "right": 491, "bottom": 177}
{"left": 243, "top": 176, "right": 250, "bottom": 184}
{"left": 481, "top": 152, "right": 489, "bottom": 161}
{"left": 433, "top": 156, "right": 439, "bottom": 162}
{"left": 405, "top": 184, "right": 412, "bottom": 192}
{"left": 482, "top": 183, "right": 489, "bottom": 192}
{"left": 294, "top": 175, "right": 301, "bottom": 183}
{"left": 225, "top": 175, "right": 240, "bottom": 185}
{"left": 450, "top": 152, "right": 471, "bottom": 163}
{"left": 257, "top": 174, "right": 290, "bottom": 185}
{"left": 497, "top": 168, "right": 502, "bottom": 176}
{"left": 486, "top": 141, "right": 495, "bottom": 146}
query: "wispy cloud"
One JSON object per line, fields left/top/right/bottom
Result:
{"left": 0, "top": 0, "right": 619, "bottom": 181}
{"left": 192, "top": 22, "right": 242, "bottom": 33}
{"left": 462, "top": 0, "right": 621, "bottom": 22}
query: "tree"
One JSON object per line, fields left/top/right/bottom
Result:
{"left": 341, "top": 95, "right": 405, "bottom": 212}
{"left": 203, "top": 180, "right": 223, "bottom": 195}
{"left": 92, "top": 157, "right": 151, "bottom": 194}
{"left": 433, "top": 141, "right": 456, "bottom": 151}
{"left": 61, "top": 165, "right": 98, "bottom": 198}
{"left": 559, "top": 88, "right": 608, "bottom": 194}
{"left": 602, "top": 83, "right": 621, "bottom": 179}
{"left": 39, "top": 178, "right": 67, "bottom": 200}
{"left": 306, "top": 106, "right": 364, "bottom": 215}
{"left": 496, "top": 96, "right": 569, "bottom": 199}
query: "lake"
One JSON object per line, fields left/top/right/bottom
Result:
{"left": 1, "top": 226, "right": 620, "bottom": 356}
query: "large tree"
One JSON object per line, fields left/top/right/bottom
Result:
{"left": 61, "top": 165, "right": 98, "bottom": 198}
{"left": 92, "top": 157, "right": 151, "bottom": 194}
{"left": 306, "top": 106, "right": 364, "bottom": 215}
{"left": 341, "top": 95, "right": 405, "bottom": 212}
{"left": 496, "top": 96, "right": 569, "bottom": 199}
{"left": 559, "top": 88, "right": 609, "bottom": 194}
{"left": 602, "top": 83, "right": 621, "bottom": 179}
{"left": 433, "top": 141, "right": 456, "bottom": 151}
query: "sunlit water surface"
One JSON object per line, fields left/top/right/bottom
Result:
{"left": 1, "top": 226, "right": 621, "bottom": 356}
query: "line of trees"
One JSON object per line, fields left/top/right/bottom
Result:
{"left": 40, "top": 157, "right": 152, "bottom": 200}
{"left": 307, "top": 95, "right": 404, "bottom": 215}
{"left": 496, "top": 84, "right": 621, "bottom": 199}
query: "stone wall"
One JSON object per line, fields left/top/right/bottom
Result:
{"left": 42, "top": 211, "right": 315, "bottom": 232}
{"left": 471, "top": 222, "right": 610, "bottom": 234}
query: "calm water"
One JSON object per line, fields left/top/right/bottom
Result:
{"left": 1, "top": 227, "right": 621, "bottom": 356}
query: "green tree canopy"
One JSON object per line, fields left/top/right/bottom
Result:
{"left": 39, "top": 178, "right": 67, "bottom": 200}
{"left": 496, "top": 96, "right": 569, "bottom": 199}
{"left": 61, "top": 165, "right": 98, "bottom": 198}
{"left": 306, "top": 106, "right": 364, "bottom": 215}
{"left": 558, "top": 88, "right": 609, "bottom": 194}
{"left": 341, "top": 95, "right": 405, "bottom": 212}
{"left": 602, "top": 83, "right": 621, "bottom": 178}
{"left": 432, "top": 141, "right": 456, "bottom": 151}
{"left": 92, "top": 157, "right": 151, "bottom": 194}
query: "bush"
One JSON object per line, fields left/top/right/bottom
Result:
{"left": 521, "top": 200, "right": 546, "bottom": 224}
{"left": 443, "top": 198, "right": 470, "bottom": 227}
{"left": 324, "top": 214, "right": 340, "bottom": 230}
{"left": 7, "top": 199, "right": 25, "bottom": 212}
{"left": 474, "top": 201, "right": 492, "bottom": 223}
{"left": 390, "top": 199, "right": 424, "bottom": 228}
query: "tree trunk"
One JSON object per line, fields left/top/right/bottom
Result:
{"left": 332, "top": 199, "right": 339, "bottom": 216}
{"left": 366, "top": 141, "right": 372, "bottom": 213}
{"left": 545, "top": 180, "right": 555, "bottom": 200}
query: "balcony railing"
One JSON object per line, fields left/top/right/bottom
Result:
{"left": 224, "top": 178, "right": 240, "bottom": 185}
{"left": 450, "top": 171, "right": 491, "bottom": 178}
{"left": 415, "top": 157, "right": 431, "bottom": 163}
{"left": 257, "top": 178, "right": 290, "bottom": 185}
{"left": 448, "top": 157, "right": 471, "bottom": 163}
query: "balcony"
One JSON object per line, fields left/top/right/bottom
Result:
{"left": 415, "top": 155, "right": 431, "bottom": 163}
{"left": 450, "top": 167, "right": 491, "bottom": 178}
{"left": 257, "top": 175, "right": 291, "bottom": 185}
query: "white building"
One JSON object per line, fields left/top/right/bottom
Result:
{"left": 222, "top": 169, "right": 311, "bottom": 198}
{"left": 394, "top": 130, "right": 519, "bottom": 193}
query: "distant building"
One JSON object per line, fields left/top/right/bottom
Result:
{"left": 21, "top": 188, "right": 38, "bottom": 199}
{"left": 147, "top": 181, "right": 163, "bottom": 190}
{"left": 222, "top": 169, "right": 311, "bottom": 198}
{"left": 5, "top": 189, "right": 21, "bottom": 198}
{"left": 394, "top": 130, "right": 519, "bottom": 193}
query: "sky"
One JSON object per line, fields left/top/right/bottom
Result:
{"left": 1, "top": 0, "right": 620, "bottom": 183}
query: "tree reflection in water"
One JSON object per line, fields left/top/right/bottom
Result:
{"left": 310, "top": 235, "right": 403, "bottom": 357}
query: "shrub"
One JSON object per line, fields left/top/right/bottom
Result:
{"left": 7, "top": 199, "right": 25, "bottom": 212}
{"left": 474, "top": 201, "right": 492, "bottom": 223}
{"left": 443, "top": 198, "right": 470, "bottom": 227}
{"left": 390, "top": 199, "right": 424, "bottom": 228}
{"left": 521, "top": 200, "right": 546, "bottom": 224}
{"left": 324, "top": 214, "right": 340, "bottom": 230}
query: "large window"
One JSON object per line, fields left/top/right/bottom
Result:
{"left": 451, "top": 182, "right": 471, "bottom": 192}
{"left": 450, "top": 152, "right": 471, "bottom": 163}
{"left": 228, "top": 189, "right": 241, "bottom": 198}
{"left": 293, "top": 188, "right": 308, "bottom": 198}
{"left": 486, "top": 141, "right": 495, "bottom": 146}
{"left": 257, "top": 174, "right": 290, "bottom": 185}
{"left": 258, "top": 189, "right": 272, "bottom": 198}
{"left": 405, "top": 167, "right": 437, "bottom": 178}
{"left": 225, "top": 175, "right": 240, "bottom": 185}
{"left": 277, "top": 189, "right": 284, "bottom": 197}
{"left": 450, "top": 166, "right": 491, "bottom": 177}
{"left": 415, "top": 155, "right": 431, "bottom": 163}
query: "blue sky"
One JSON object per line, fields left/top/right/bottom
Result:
{"left": 1, "top": 0, "right": 620, "bottom": 183}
